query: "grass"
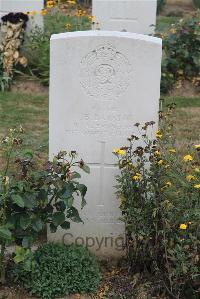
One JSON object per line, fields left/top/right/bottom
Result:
{"left": 0, "top": 92, "right": 199, "bottom": 162}
{"left": 156, "top": 16, "right": 181, "bottom": 32}
{"left": 0, "top": 92, "right": 48, "bottom": 156}
{"left": 162, "top": 96, "right": 200, "bottom": 108}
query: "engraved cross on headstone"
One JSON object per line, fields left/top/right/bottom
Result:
{"left": 88, "top": 141, "right": 115, "bottom": 206}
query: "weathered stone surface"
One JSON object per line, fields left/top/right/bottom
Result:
{"left": 49, "top": 31, "right": 162, "bottom": 257}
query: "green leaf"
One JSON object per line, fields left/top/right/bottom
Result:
{"left": 81, "top": 197, "right": 87, "bottom": 209}
{"left": 71, "top": 171, "right": 81, "bottom": 179}
{"left": 77, "top": 184, "right": 87, "bottom": 197}
{"left": 23, "top": 194, "right": 37, "bottom": 208}
{"left": 22, "top": 150, "right": 33, "bottom": 159}
{"left": 52, "top": 212, "right": 65, "bottom": 227}
{"left": 67, "top": 207, "right": 82, "bottom": 223}
{"left": 32, "top": 219, "right": 43, "bottom": 232}
{"left": 20, "top": 214, "right": 31, "bottom": 230}
{"left": 11, "top": 194, "right": 25, "bottom": 208}
{"left": 61, "top": 183, "right": 75, "bottom": 199}
{"left": 22, "top": 237, "right": 31, "bottom": 248}
{"left": 60, "top": 221, "right": 70, "bottom": 230}
{"left": 80, "top": 163, "right": 90, "bottom": 174}
{"left": 0, "top": 226, "right": 12, "bottom": 240}
{"left": 63, "top": 196, "right": 74, "bottom": 208}
{"left": 77, "top": 184, "right": 87, "bottom": 208}
{"left": 50, "top": 223, "right": 57, "bottom": 233}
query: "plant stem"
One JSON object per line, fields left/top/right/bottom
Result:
{"left": 0, "top": 242, "right": 6, "bottom": 284}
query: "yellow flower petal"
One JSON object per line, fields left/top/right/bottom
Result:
{"left": 183, "top": 155, "right": 193, "bottom": 162}
{"left": 179, "top": 224, "right": 187, "bottom": 230}
{"left": 186, "top": 175, "right": 195, "bottom": 182}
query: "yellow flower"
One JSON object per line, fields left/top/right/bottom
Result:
{"left": 168, "top": 148, "right": 176, "bottom": 153}
{"left": 194, "top": 144, "right": 200, "bottom": 150}
{"left": 27, "top": 10, "right": 37, "bottom": 15}
{"left": 113, "top": 148, "right": 126, "bottom": 156}
{"left": 170, "top": 28, "right": 177, "bottom": 34}
{"left": 65, "top": 23, "right": 72, "bottom": 30}
{"left": 2, "top": 176, "right": 9, "bottom": 185}
{"left": 132, "top": 173, "right": 141, "bottom": 181}
{"left": 88, "top": 15, "right": 95, "bottom": 22}
{"left": 40, "top": 9, "right": 47, "bottom": 15}
{"left": 67, "top": 0, "right": 76, "bottom": 4}
{"left": 76, "top": 9, "right": 84, "bottom": 17}
{"left": 194, "top": 184, "right": 200, "bottom": 189}
{"left": 158, "top": 159, "right": 164, "bottom": 165}
{"left": 183, "top": 155, "right": 193, "bottom": 162}
{"left": 156, "top": 130, "right": 162, "bottom": 139}
{"left": 166, "top": 181, "right": 172, "bottom": 187}
{"left": 46, "top": 0, "right": 54, "bottom": 8}
{"left": 186, "top": 175, "right": 195, "bottom": 182}
{"left": 154, "top": 150, "right": 160, "bottom": 156}
{"left": 179, "top": 224, "right": 187, "bottom": 230}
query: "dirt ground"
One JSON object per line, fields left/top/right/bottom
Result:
{"left": 161, "top": 0, "right": 196, "bottom": 16}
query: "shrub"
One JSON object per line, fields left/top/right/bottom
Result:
{"left": 22, "top": 7, "right": 93, "bottom": 85}
{"left": 15, "top": 243, "right": 101, "bottom": 299}
{"left": 113, "top": 106, "right": 200, "bottom": 298}
{"left": 0, "top": 127, "right": 89, "bottom": 283}
{"left": 193, "top": 0, "right": 200, "bottom": 9}
{"left": 157, "top": 0, "right": 166, "bottom": 15}
{"left": 159, "top": 12, "right": 200, "bottom": 94}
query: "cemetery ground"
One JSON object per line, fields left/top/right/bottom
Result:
{"left": 0, "top": 90, "right": 199, "bottom": 299}
{"left": 0, "top": 92, "right": 199, "bottom": 162}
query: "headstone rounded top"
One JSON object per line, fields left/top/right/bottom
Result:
{"left": 50, "top": 30, "right": 162, "bottom": 46}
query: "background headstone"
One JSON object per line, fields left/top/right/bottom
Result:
{"left": 49, "top": 31, "right": 162, "bottom": 257}
{"left": 92, "top": 0, "right": 157, "bottom": 35}
{"left": 0, "top": 0, "right": 44, "bottom": 29}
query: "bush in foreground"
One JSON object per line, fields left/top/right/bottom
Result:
{"left": 15, "top": 243, "right": 101, "bottom": 299}
{"left": 114, "top": 105, "right": 200, "bottom": 298}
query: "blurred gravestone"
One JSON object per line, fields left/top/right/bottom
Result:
{"left": 92, "top": 0, "right": 157, "bottom": 35}
{"left": 0, "top": 0, "right": 43, "bottom": 29}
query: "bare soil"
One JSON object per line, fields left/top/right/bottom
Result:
{"left": 169, "top": 80, "right": 200, "bottom": 97}
{"left": 161, "top": 0, "right": 195, "bottom": 17}
{"left": 11, "top": 79, "right": 48, "bottom": 96}
{"left": 10, "top": 79, "right": 199, "bottom": 98}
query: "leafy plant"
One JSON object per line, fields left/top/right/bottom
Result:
{"left": 0, "top": 127, "right": 89, "bottom": 283}
{"left": 157, "top": 0, "right": 166, "bottom": 15}
{"left": 114, "top": 106, "right": 200, "bottom": 298}
{"left": 22, "top": 7, "right": 93, "bottom": 85}
{"left": 158, "top": 12, "right": 200, "bottom": 94}
{"left": 193, "top": 0, "right": 200, "bottom": 9}
{"left": 15, "top": 242, "right": 101, "bottom": 299}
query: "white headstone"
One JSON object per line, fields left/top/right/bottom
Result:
{"left": 0, "top": 0, "right": 43, "bottom": 29}
{"left": 49, "top": 31, "right": 162, "bottom": 257}
{"left": 92, "top": 0, "right": 157, "bottom": 35}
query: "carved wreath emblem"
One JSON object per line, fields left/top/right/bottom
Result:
{"left": 80, "top": 44, "right": 132, "bottom": 100}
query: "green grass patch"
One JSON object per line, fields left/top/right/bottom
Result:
{"left": 161, "top": 96, "right": 200, "bottom": 108}
{"left": 156, "top": 16, "right": 181, "bottom": 32}
{"left": 0, "top": 92, "right": 48, "bottom": 153}
{"left": 0, "top": 92, "right": 199, "bottom": 160}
